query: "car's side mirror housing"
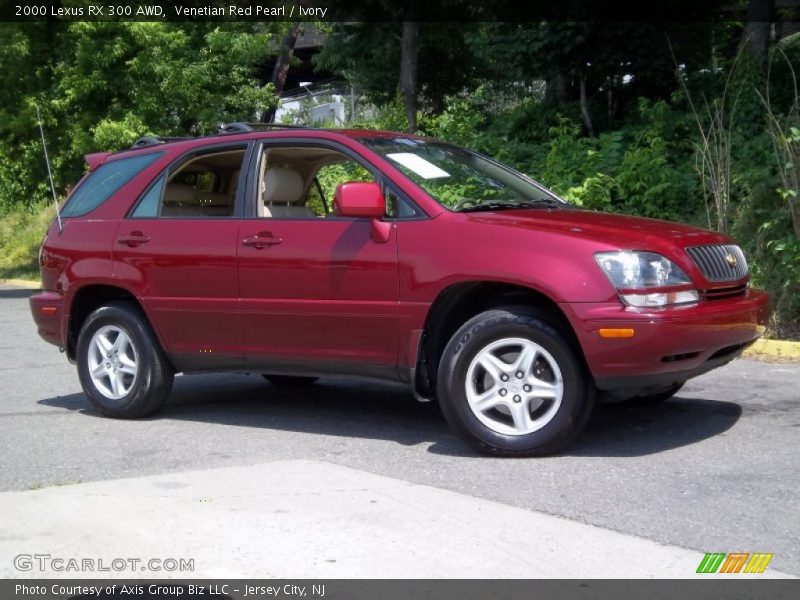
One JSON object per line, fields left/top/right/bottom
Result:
{"left": 334, "top": 182, "right": 385, "bottom": 219}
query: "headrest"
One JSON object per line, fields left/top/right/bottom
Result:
{"left": 164, "top": 183, "right": 196, "bottom": 204}
{"left": 230, "top": 170, "right": 241, "bottom": 197}
{"left": 263, "top": 167, "right": 304, "bottom": 205}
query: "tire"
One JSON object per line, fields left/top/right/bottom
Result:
{"left": 76, "top": 302, "right": 173, "bottom": 418}
{"left": 262, "top": 374, "right": 319, "bottom": 386}
{"left": 437, "top": 307, "right": 595, "bottom": 457}
{"left": 626, "top": 382, "right": 684, "bottom": 406}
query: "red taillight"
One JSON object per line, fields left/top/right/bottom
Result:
{"left": 40, "top": 306, "right": 57, "bottom": 315}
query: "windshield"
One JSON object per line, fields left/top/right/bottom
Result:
{"left": 359, "top": 137, "right": 568, "bottom": 212}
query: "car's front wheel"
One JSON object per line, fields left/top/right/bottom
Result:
{"left": 76, "top": 302, "right": 173, "bottom": 418}
{"left": 437, "top": 307, "right": 594, "bottom": 456}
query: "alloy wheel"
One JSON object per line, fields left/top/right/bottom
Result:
{"left": 87, "top": 325, "right": 139, "bottom": 401}
{"left": 465, "top": 337, "right": 564, "bottom": 436}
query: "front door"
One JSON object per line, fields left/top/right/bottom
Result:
{"left": 237, "top": 143, "right": 400, "bottom": 374}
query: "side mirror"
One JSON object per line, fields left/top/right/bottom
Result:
{"left": 334, "top": 182, "right": 385, "bottom": 219}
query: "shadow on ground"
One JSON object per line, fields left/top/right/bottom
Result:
{"left": 39, "top": 373, "right": 742, "bottom": 459}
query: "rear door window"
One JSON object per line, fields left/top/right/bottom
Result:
{"left": 61, "top": 152, "right": 163, "bottom": 217}
{"left": 131, "top": 146, "right": 246, "bottom": 218}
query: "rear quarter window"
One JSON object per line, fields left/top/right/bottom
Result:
{"left": 61, "top": 152, "right": 163, "bottom": 217}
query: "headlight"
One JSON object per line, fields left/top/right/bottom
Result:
{"left": 594, "top": 251, "right": 699, "bottom": 307}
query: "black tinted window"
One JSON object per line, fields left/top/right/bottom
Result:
{"left": 62, "top": 152, "right": 163, "bottom": 217}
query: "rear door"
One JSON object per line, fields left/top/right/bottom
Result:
{"left": 114, "top": 143, "right": 251, "bottom": 369}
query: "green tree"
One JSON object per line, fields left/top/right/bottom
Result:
{"left": 471, "top": 20, "right": 717, "bottom": 135}
{"left": 0, "top": 22, "right": 280, "bottom": 209}
{"left": 314, "top": 21, "right": 483, "bottom": 130}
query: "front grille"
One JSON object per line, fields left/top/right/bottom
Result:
{"left": 686, "top": 244, "right": 748, "bottom": 282}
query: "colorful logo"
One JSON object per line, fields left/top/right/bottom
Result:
{"left": 696, "top": 552, "right": 773, "bottom": 574}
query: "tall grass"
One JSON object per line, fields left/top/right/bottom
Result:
{"left": 0, "top": 203, "right": 52, "bottom": 281}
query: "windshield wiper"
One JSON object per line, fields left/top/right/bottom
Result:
{"left": 457, "top": 198, "right": 563, "bottom": 212}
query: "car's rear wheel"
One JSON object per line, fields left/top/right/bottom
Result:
{"left": 437, "top": 307, "right": 594, "bottom": 457}
{"left": 262, "top": 374, "right": 319, "bottom": 386}
{"left": 76, "top": 302, "right": 173, "bottom": 418}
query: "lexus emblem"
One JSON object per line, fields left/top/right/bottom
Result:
{"left": 725, "top": 253, "right": 738, "bottom": 268}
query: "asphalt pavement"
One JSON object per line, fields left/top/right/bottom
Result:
{"left": 1, "top": 284, "right": 798, "bottom": 576}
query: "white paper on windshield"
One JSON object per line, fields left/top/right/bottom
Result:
{"left": 387, "top": 153, "right": 450, "bottom": 179}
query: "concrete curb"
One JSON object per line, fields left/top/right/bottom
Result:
{"left": 744, "top": 339, "right": 800, "bottom": 360}
{"left": 0, "top": 277, "right": 40, "bottom": 288}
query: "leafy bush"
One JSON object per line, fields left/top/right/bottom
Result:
{"left": 525, "top": 100, "right": 699, "bottom": 223}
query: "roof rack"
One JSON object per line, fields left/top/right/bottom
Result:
{"left": 127, "top": 122, "right": 315, "bottom": 150}
{"left": 130, "top": 136, "right": 162, "bottom": 149}
{"left": 129, "top": 135, "right": 190, "bottom": 150}
{"left": 218, "top": 122, "right": 254, "bottom": 134}
{"left": 218, "top": 122, "right": 314, "bottom": 134}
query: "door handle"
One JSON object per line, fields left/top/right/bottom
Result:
{"left": 117, "top": 232, "right": 151, "bottom": 246}
{"left": 242, "top": 233, "right": 282, "bottom": 249}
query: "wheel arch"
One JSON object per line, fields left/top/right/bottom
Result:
{"left": 66, "top": 283, "right": 163, "bottom": 363}
{"left": 413, "top": 281, "right": 588, "bottom": 399}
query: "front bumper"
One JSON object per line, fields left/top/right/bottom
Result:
{"left": 29, "top": 290, "right": 66, "bottom": 348}
{"left": 563, "top": 289, "right": 770, "bottom": 391}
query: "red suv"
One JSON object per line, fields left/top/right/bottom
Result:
{"left": 30, "top": 124, "right": 769, "bottom": 455}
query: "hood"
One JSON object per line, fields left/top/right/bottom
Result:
{"left": 461, "top": 208, "right": 728, "bottom": 249}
